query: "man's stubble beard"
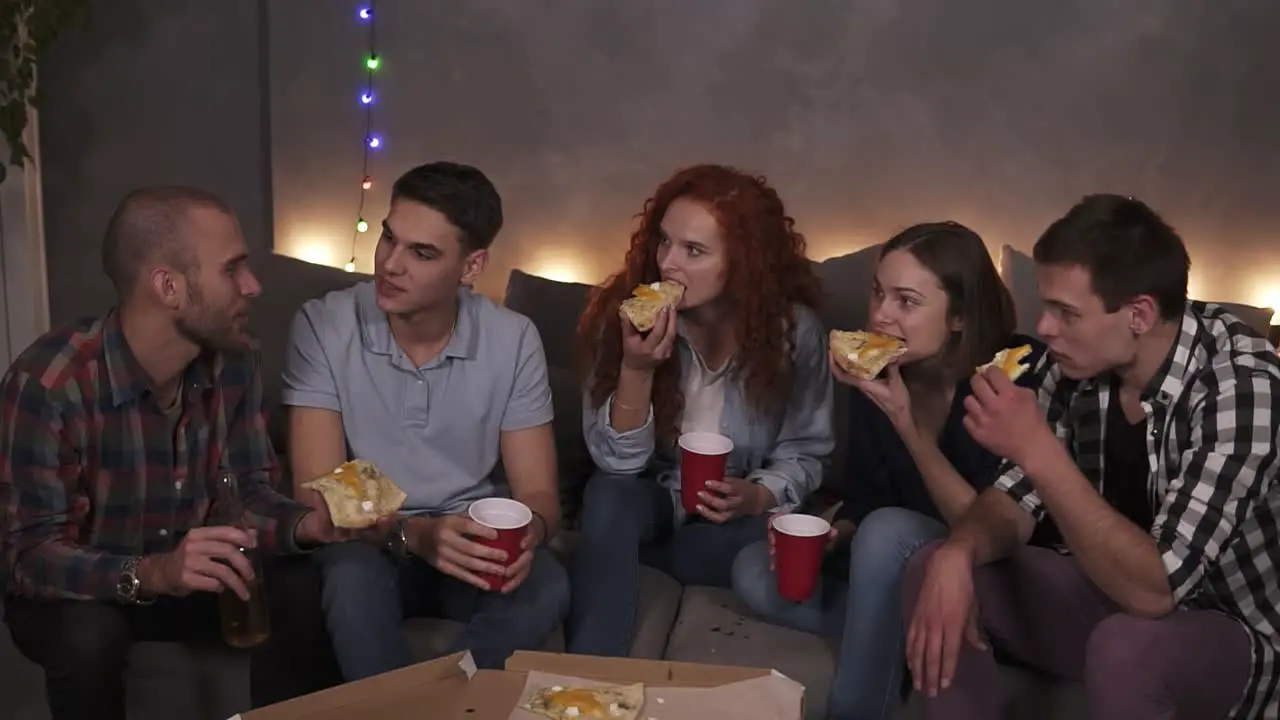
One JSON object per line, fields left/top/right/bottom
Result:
{"left": 176, "top": 279, "right": 245, "bottom": 351}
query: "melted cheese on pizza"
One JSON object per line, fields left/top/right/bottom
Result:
{"left": 331, "top": 462, "right": 365, "bottom": 495}
{"left": 993, "top": 345, "right": 1032, "bottom": 375}
{"left": 545, "top": 689, "right": 606, "bottom": 715}
{"left": 982, "top": 344, "right": 1033, "bottom": 379}
{"left": 632, "top": 285, "right": 663, "bottom": 302}
{"left": 863, "top": 333, "right": 902, "bottom": 351}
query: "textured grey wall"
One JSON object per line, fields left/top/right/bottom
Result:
{"left": 39, "top": 0, "right": 270, "bottom": 325}
{"left": 270, "top": 0, "right": 1280, "bottom": 309}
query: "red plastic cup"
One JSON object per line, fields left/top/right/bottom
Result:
{"left": 468, "top": 498, "right": 532, "bottom": 591}
{"left": 678, "top": 432, "right": 734, "bottom": 514}
{"left": 772, "top": 513, "right": 831, "bottom": 602}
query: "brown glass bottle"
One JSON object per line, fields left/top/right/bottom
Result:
{"left": 211, "top": 471, "right": 271, "bottom": 649}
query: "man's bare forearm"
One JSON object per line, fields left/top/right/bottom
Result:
{"left": 288, "top": 407, "right": 348, "bottom": 509}
{"left": 947, "top": 488, "right": 1036, "bottom": 567}
{"left": 518, "top": 490, "right": 561, "bottom": 544}
{"left": 1023, "top": 443, "right": 1173, "bottom": 617}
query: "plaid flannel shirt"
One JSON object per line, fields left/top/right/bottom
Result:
{"left": 0, "top": 312, "right": 310, "bottom": 602}
{"left": 994, "top": 302, "right": 1280, "bottom": 718}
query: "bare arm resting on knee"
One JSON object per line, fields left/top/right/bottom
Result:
{"left": 967, "top": 362, "right": 1176, "bottom": 617}
{"left": 1013, "top": 438, "right": 1175, "bottom": 618}
{"left": 946, "top": 487, "right": 1036, "bottom": 567}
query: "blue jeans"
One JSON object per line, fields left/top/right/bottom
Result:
{"left": 732, "top": 506, "right": 947, "bottom": 720}
{"left": 316, "top": 540, "right": 569, "bottom": 680}
{"left": 567, "top": 471, "right": 769, "bottom": 657}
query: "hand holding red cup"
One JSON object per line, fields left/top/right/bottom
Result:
{"left": 678, "top": 432, "right": 734, "bottom": 515}
{"left": 467, "top": 498, "right": 531, "bottom": 591}
{"left": 771, "top": 513, "right": 831, "bottom": 602}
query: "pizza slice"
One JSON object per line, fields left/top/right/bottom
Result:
{"left": 522, "top": 683, "right": 645, "bottom": 720}
{"left": 620, "top": 280, "right": 685, "bottom": 332}
{"left": 829, "top": 329, "right": 909, "bottom": 380}
{"left": 301, "top": 459, "right": 407, "bottom": 529}
{"left": 978, "top": 344, "right": 1034, "bottom": 381}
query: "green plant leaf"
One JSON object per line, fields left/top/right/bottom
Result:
{"left": 1, "top": 0, "right": 92, "bottom": 179}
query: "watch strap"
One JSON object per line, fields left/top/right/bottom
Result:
{"left": 117, "top": 556, "right": 142, "bottom": 604}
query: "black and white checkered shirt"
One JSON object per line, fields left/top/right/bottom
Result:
{"left": 994, "top": 302, "right": 1280, "bottom": 718}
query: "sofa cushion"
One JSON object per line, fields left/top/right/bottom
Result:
{"left": 812, "top": 245, "right": 882, "bottom": 497}
{"left": 999, "top": 245, "right": 1044, "bottom": 337}
{"left": 250, "top": 254, "right": 368, "bottom": 458}
{"left": 663, "top": 586, "right": 837, "bottom": 720}
{"left": 547, "top": 366, "right": 593, "bottom": 526}
{"left": 1213, "top": 302, "right": 1275, "bottom": 337}
{"left": 503, "top": 269, "right": 594, "bottom": 371}
{"left": 504, "top": 269, "right": 598, "bottom": 524}
{"left": 551, "top": 532, "right": 685, "bottom": 660}
{"left": 813, "top": 245, "right": 882, "bottom": 334}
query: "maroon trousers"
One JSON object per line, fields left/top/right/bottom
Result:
{"left": 901, "top": 542, "right": 1252, "bottom": 720}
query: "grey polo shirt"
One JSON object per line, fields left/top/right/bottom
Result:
{"left": 281, "top": 282, "right": 554, "bottom": 515}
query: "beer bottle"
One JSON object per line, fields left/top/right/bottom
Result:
{"left": 211, "top": 471, "right": 272, "bottom": 649}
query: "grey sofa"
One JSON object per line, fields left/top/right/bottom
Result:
{"left": 2, "top": 248, "right": 1273, "bottom": 720}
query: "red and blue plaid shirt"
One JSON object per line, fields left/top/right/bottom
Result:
{"left": 0, "top": 311, "right": 309, "bottom": 601}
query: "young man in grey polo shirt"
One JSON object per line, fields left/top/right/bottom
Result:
{"left": 260, "top": 162, "right": 567, "bottom": 686}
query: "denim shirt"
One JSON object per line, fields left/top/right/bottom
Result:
{"left": 583, "top": 304, "right": 835, "bottom": 522}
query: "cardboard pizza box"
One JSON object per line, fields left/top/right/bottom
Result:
{"left": 237, "top": 650, "right": 804, "bottom": 719}
{"left": 234, "top": 652, "right": 477, "bottom": 720}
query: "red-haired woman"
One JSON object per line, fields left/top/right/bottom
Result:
{"left": 565, "top": 164, "right": 835, "bottom": 657}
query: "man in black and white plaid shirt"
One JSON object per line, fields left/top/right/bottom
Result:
{"left": 900, "top": 194, "right": 1280, "bottom": 719}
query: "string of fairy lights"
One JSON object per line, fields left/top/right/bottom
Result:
{"left": 345, "top": 2, "right": 381, "bottom": 272}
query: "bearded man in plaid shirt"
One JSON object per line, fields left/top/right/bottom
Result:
{"left": 902, "top": 194, "right": 1280, "bottom": 719}
{"left": 0, "top": 187, "right": 359, "bottom": 720}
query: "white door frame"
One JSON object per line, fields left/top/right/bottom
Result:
{"left": 0, "top": 106, "right": 51, "bottom": 366}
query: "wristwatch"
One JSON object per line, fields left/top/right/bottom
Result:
{"left": 116, "top": 557, "right": 142, "bottom": 604}
{"left": 386, "top": 519, "right": 408, "bottom": 559}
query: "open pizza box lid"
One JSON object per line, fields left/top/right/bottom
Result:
{"left": 236, "top": 650, "right": 804, "bottom": 719}
{"left": 233, "top": 651, "right": 478, "bottom": 720}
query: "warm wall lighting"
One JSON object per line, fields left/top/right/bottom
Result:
{"left": 1259, "top": 286, "right": 1280, "bottom": 325}
{"left": 812, "top": 241, "right": 872, "bottom": 263}
{"left": 289, "top": 240, "right": 340, "bottom": 268}
{"left": 526, "top": 249, "right": 595, "bottom": 285}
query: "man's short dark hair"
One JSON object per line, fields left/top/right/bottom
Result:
{"left": 1033, "top": 194, "right": 1190, "bottom": 321}
{"left": 101, "top": 186, "right": 234, "bottom": 295}
{"left": 390, "top": 162, "right": 503, "bottom": 252}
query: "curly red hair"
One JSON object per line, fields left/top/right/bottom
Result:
{"left": 577, "top": 164, "right": 822, "bottom": 439}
